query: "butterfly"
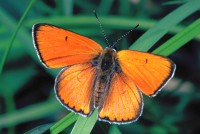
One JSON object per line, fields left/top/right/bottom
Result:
{"left": 32, "top": 23, "right": 176, "bottom": 124}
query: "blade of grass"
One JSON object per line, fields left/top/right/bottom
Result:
{"left": 0, "top": 0, "right": 36, "bottom": 76}
{"left": 25, "top": 16, "right": 155, "bottom": 30}
{"left": 153, "top": 18, "right": 200, "bottom": 56}
{"left": 25, "top": 16, "right": 200, "bottom": 41}
{"left": 0, "top": 98, "right": 61, "bottom": 128}
{"left": 74, "top": 0, "right": 95, "bottom": 12}
{"left": 50, "top": 112, "right": 78, "bottom": 134}
{"left": 62, "top": 0, "right": 73, "bottom": 16}
{"left": 71, "top": 109, "right": 98, "bottom": 134}
{"left": 108, "top": 125, "right": 122, "bottom": 134}
{"left": 98, "top": 0, "right": 114, "bottom": 14}
{"left": 119, "top": 0, "right": 131, "bottom": 16}
{"left": 162, "top": 1, "right": 186, "bottom": 6}
{"left": 25, "top": 123, "right": 54, "bottom": 134}
{"left": 130, "top": 0, "right": 200, "bottom": 51}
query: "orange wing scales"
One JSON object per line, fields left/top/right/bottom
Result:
{"left": 55, "top": 63, "right": 96, "bottom": 116}
{"left": 32, "top": 23, "right": 103, "bottom": 68}
{"left": 98, "top": 72, "right": 143, "bottom": 124}
{"left": 117, "top": 50, "right": 176, "bottom": 97}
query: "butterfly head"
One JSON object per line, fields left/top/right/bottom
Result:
{"left": 108, "top": 43, "right": 117, "bottom": 51}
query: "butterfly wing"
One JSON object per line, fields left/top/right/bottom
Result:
{"left": 32, "top": 23, "right": 103, "bottom": 68}
{"left": 117, "top": 50, "right": 176, "bottom": 97}
{"left": 98, "top": 72, "right": 143, "bottom": 124}
{"left": 55, "top": 63, "right": 96, "bottom": 116}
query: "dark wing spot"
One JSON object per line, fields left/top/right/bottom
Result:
{"left": 145, "top": 59, "right": 148, "bottom": 63}
{"left": 65, "top": 36, "right": 68, "bottom": 41}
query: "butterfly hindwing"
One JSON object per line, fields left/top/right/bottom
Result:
{"left": 32, "top": 23, "right": 103, "bottom": 68}
{"left": 55, "top": 63, "right": 97, "bottom": 116}
{"left": 117, "top": 50, "right": 176, "bottom": 97}
{"left": 98, "top": 72, "right": 143, "bottom": 124}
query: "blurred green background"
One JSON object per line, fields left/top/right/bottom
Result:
{"left": 0, "top": 0, "right": 200, "bottom": 133}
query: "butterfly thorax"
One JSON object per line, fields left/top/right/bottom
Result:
{"left": 93, "top": 47, "right": 118, "bottom": 108}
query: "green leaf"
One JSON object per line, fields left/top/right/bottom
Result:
{"left": 98, "top": 0, "right": 114, "bottom": 14}
{"left": 71, "top": 109, "right": 98, "bottom": 134}
{"left": 25, "top": 16, "right": 200, "bottom": 41}
{"left": 130, "top": 0, "right": 200, "bottom": 51}
{"left": 24, "top": 123, "right": 53, "bottom": 134}
{"left": 0, "top": 98, "right": 61, "bottom": 128}
{"left": 0, "top": 0, "right": 36, "bottom": 76}
{"left": 153, "top": 18, "right": 200, "bottom": 56}
{"left": 108, "top": 125, "right": 122, "bottom": 134}
{"left": 162, "top": 0, "right": 186, "bottom": 6}
{"left": 50, "top": 112, "right": 78, "bottom": 134}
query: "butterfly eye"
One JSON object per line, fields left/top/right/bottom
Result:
{"left": 91, "top": 56, "right": 100, "bottom": 66}
{"left": 92, "top": 60, "right": 98, "bottom": 66}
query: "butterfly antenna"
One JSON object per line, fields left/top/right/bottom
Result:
{"left": 93, "top": 10, "right": 110, "bottom": 46}
{"left": 113, "top": 24, "right": 139, "bottom": 46}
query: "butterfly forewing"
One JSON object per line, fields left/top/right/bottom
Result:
{"left": 32, "top": 23, "right": 103, "bottom": 68}
{"left": 55, "top": 63, "right": 96, "bottom": 116}
{"left": 117, "top": 50, "right": 176, "bottom": 97}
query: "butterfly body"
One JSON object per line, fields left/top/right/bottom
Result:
{"left": 93, "top": 47, "right": 118, "bottom": 108}
{"left": 32, "top": 23, "right": 176, "bottom": 124}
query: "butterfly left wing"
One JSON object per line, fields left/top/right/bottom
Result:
{"left": 32, "top": 23, "right": 103, "bottom": 68}
{"left": 117, "top": 50, "right": 176, "bottom": 97}
{"left": 98, "top": 72, "right": 143, "bottom": 124}
{"left": 55, "top": 63, "right": 96, "bottom": 116}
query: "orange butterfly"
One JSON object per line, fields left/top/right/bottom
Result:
{"left": 32, "top": 23, "right": 175, "bottom": 124}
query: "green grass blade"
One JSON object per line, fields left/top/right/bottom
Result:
{"left": 25, "top": 123, "right": 54, "bottom": 134}
{"left": 108, "top": 125, "right": 122, "bottom": 134}
{"left": 98, "top": 0, "right": 114, "bottom": 14}
{"left": 119, "top": 0, "right": 131, "bottom": 16}
{"left": 0, "top": 98, "right": 61, "bottom": 128}
{"left": 50, "top": 112, "right": 79, "bottom": 134}
{"left": 62, "top": 0, "right": 73, "bottom": 16}
{"left": 71, "top": 109, "right": 98, "bottom": 134}
{"left": 153, "top": 18, "right": 200, "bottom": 56}
{"left": 130, "top": 0, "right": 200, "bottom": 51}
{"left": 0, "top": 0, "right": 36, "bottom": 76}
{"left": 162, "top": 1, "right": 186, "bottom": 6}
{"left": 25, "top": 16, "right": 200, "bottom": 41}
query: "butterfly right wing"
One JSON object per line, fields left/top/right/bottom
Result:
{"left": 117, "top": 50, "right": 175, "bottom": 97}
{"left": 55, "top": 63, "right": 96, "bottom": 116}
